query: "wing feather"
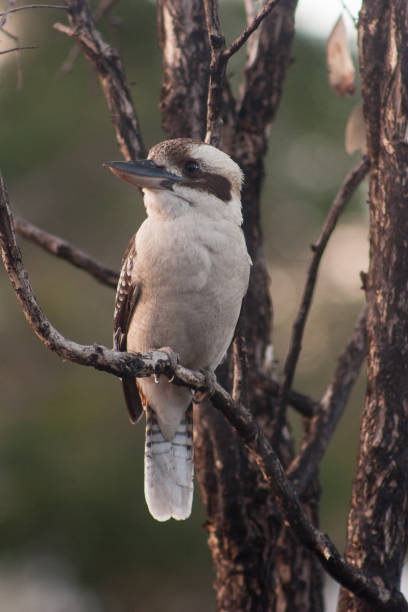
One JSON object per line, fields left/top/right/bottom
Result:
{"left": 114, "top": 235, "right": 144, "bottom": 424}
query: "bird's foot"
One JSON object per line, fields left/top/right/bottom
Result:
{"left": 193, "top": 368, "right": 217, "bottom": 404}
{"left": 156, "top": 346, "right": 179, "bottom": 383}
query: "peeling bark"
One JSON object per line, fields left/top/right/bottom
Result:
{"left": 157, "top": 0, "right": 210, "bottom": 140}
{"left": 338, "top": 2, "right": 408, "bottom": 610}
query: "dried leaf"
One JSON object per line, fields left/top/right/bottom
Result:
{"left": 345, "top": 102, "right": 367, "bottom": 155}
{"left": 327, "top": 16, "right": 355, "bottom": 97}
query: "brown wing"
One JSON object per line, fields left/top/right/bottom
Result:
{"left": 114, "top": 235, "right": 144, "bottom": 424}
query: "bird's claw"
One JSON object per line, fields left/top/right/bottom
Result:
{"left": 157, "top": 346, "right": 179, "bottom": 383}
{"left": 193, "top": 369, "right": 217, "bottom": 404}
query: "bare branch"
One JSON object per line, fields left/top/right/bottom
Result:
{"left": 278, "top": 156, "right": 370, "bottom": 418}
{"left": 0, "top": 45, "right": 37, "bottom": 55}
{"left": 1, "top": 172, "right": 406, "bottom": 610}
{"left": 224, "top": 0, "right": 282, "bottom": 61}
{"left": 340, "top": 0, "right": 358, "bottom": 27}
{"left": 203, "top": 0, "right": 227, "bottom": 146}
{"left": 287, "top": 305, "right": 368, "bottom": 492}
{"left": 13, "top": 215, "right": 119, "bottom": 288}
{"left": 210, "top": 389, "right": 408, "bottom": 611}
{"left": 0, "top": 4, "right": 67, "bottom": 18}
{"left": 0, "top": 26, "right": 33, "bottom": 88}
{"left": 204, "top": 0, "right": 283, "bottom": 146}
{"left": 60, "top": 0, "right": 118, "bottom": 73}
{"left": 55, "top": 0, "right": 145, "bottom": 160}
{"left": 0, "top": 25, "right": 17, "bottom": 40}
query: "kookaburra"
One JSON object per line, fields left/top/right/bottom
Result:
{"left": 105, "top": 138, "right": 251, "bottom": 521}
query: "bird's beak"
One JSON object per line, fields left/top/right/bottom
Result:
{"left": 103, "top": 160, "right": 182, "bottom": 189}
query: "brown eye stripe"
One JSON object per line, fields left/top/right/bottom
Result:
{"left": 183, "top": 172, "right": 232, "bottom": 202}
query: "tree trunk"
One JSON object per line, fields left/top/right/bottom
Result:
{"left": 158, "top": 1, "right": 324, "bottom": 609}
{"left": 338, "top": 2, "right": 408, "bottom": 610}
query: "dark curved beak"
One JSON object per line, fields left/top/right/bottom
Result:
{"left": 103, "top": 160, "right": 182, "bottom": 189}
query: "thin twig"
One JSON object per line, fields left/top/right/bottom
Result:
{"left": 339, "top": 0, "right": 358, "bottom": 27}
{"left": 287, "top": 305, "right": 368, "bottom": 492}
{"left": 13, "top": 215, "right": 119, "bottom": 288}
{"left": 0, "top": 27, "right": 34, "bottom": 88}
{"left": 0, "top": 25, "right": 18, "bottom": 40}
{"left": 0, "top": 4, "right": 67, "bottom": 17}
{"left": 224, "top": 0, "right": 282, "bottom": 61}
{"left": 0, "top": 172, "right": 405, "bottom": 611}
{"left": 277, "top": 156, "right": 370, "bottom": 424}
{"left": 0, "top": 45, "right": 37, "bottom": 55}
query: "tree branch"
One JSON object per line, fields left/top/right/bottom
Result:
{"left": 224, "top": 0, "right": 282, "bottom": 61}
{"left": 157, "top": 0, "right": 211, "bottom": 141}
{"left": 13, "top": 215, "right": 118, "bottom": 288}
{"left": 204, "top": 0, "right": 283, "bottom": 146}
{"left": 0, "top": 4, "right": 67, "bottom": 18}
{"left": 0, "top": 45, "right": 37, "bottom": 55}
{"left": 210, "top": 391, "right": 408, "bottom": 611}
{"left": 203, "top": 0, "right": 227, "bottom": 147}
{"left": 54, "top": 0, "right": 145, "bottom": 160}
{"left": 0, "top": 24, "right": 33, "bottom": 88}
{"left": 278, "top": 156, "right": 370, "bottom": 418}
{"left": 60, "top": 0, "right": 118, "bottom": 73}
{"left": 287, "top": 305, "right": 368, "bottom": 493}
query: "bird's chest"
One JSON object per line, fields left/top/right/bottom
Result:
{"left": 128, "top": 218, "right": 248, "bottom": 367}
{"left": 135, "top": 219, "right": 225, "bottom": 295}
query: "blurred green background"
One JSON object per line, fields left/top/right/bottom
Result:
{"left": 0, "top": 1, "right": 367, "bottom": 610}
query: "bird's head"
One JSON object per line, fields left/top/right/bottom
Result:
{"left": 104, "top": 138, "right": 244, "bottom": 225}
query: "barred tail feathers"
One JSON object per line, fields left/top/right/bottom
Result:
{"left": 144, "top": 405, "right": 194, "bottom": 521}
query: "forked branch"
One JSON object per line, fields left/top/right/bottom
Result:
{"left": 278, "top": 156, "right": 370, "bottom": 415}
{"left": 60, "top": 0, "right": 118, "bottom": 72}
{"left": 204, "top": 0, "right": 283, "bottom": 145}
{"left": 224, "top": 0, "right": 282, "bottom": 61}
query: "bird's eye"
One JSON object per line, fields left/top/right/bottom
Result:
{"left": 183, "top": 160, "right": 200, "bottom": 177}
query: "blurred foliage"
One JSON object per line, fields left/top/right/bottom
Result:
{"left": 0, "top": 1, "right": 367, "bottom": 610}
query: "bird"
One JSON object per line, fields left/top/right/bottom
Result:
{"left": 104, "top": 138, "right": 251, "bottom": 521}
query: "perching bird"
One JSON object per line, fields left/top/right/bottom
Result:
{"left": 104, "top": 138, "right": 251, "bottom": 521}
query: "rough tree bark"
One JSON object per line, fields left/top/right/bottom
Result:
{"left": 338, "top": 2, "right": 408, "bottom": 611}
{"left": 159, "top": 1, "right": 324, "bottom": 610}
